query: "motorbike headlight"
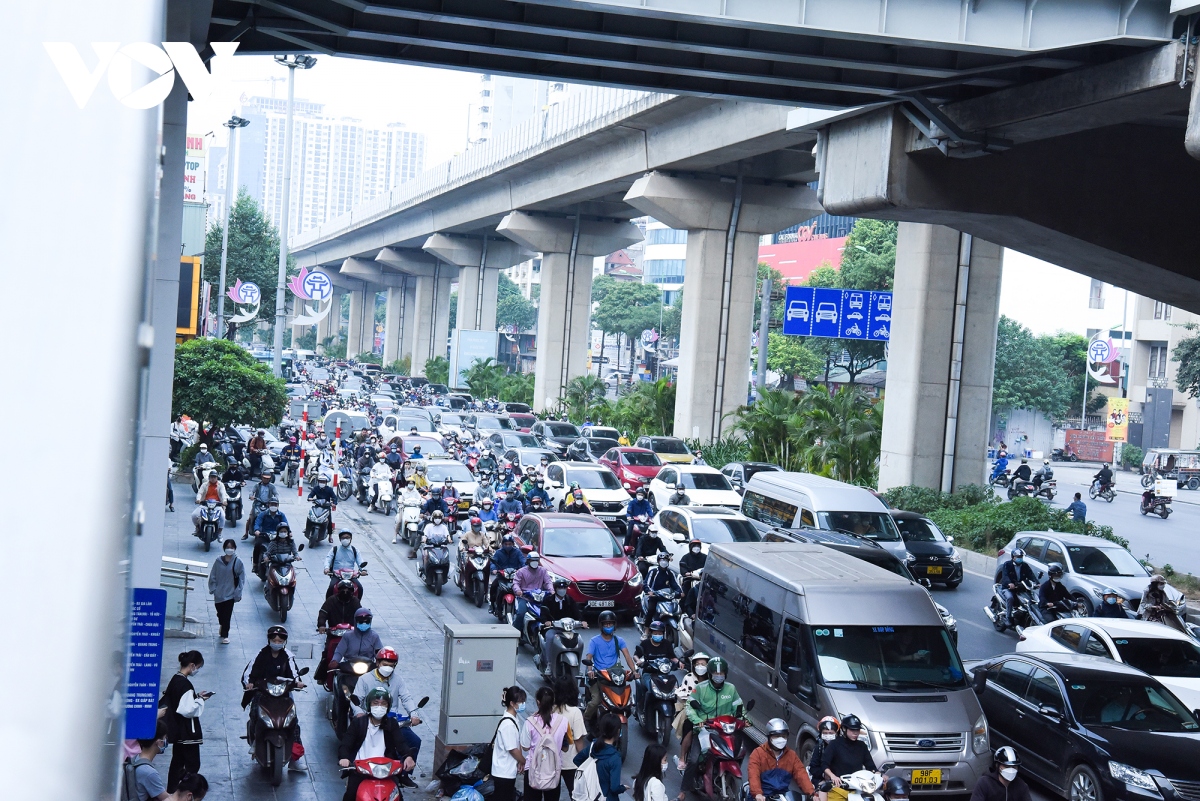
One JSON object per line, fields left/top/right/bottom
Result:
{"left": 1108, "top": 762, "right": 1158, "bottom": 792}
{"left": 282, "top": 709, "right": 297, "bottom": 727}
{"left": 267, "top": 682, "right": 287, "bottom": 697}
{"left": 628, "top": 572, "right": 642, "bottom": 587}
{"left": 972, "top": 714, "right": 989, "bottom": 755}
{"left": 353, "top": 661, "right": 370, "bottom": 675}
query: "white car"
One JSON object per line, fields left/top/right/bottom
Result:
{"left": 1016, "top": 618, "right": 1200, "bottom": 710}
{"left": 648, "top": 464, "right": 742, "bottom": 510}
{"left": 653, "top": 505, "right": 761, "bottom": 563}
{"left": 544, "top": 462, "right": 630, "bottom": 522}
{"left": 420, "top": 459, "right": 478, "bottom": 514}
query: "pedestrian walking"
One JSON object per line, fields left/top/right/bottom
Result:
{"left": 553, "top": 678, "right": 588, "bottom": 796}
{"left": 490, "top": 686, "right": 527, "bottom": 801}
{"left": 1066, "top": 492, "right": 1087, "bottom": 523}
{"left": 574, "top": 714, "right": 626, "bottom": 801}
{"left": 159, "top": 651, "right": 211, "bottom": 793}
{"left": 521, "top": 686, "right": 568, "bottom": 801}
{"left": 208, "top": 539, "right": 245, "bottom": 644}
{"left": 633, "top": 744, "right": 669, "bottom": 801}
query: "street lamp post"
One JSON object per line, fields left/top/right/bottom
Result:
{"left": 272, "top": 54, "right": 317, "bottom": 376}
{"left": 216, "top": 115, "right": 249, "bottom": 338}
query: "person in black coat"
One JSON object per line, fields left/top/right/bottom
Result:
{"left": 160, "top": 650, "right": 211, "bottom": 793}
{"left": 338, "top": 688, "right": 415, "bottom": 801}
{"left": 969, "top": 748, "right": 1031, "bottom": 801}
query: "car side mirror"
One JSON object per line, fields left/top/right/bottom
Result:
{"left": 971, "top": 668, "right": 987, "bottom": 695}
{"left": 624, "top": 545, "right": 633, "bottom": 554}
{"left": 1038, "top": 705, "right": 1063, "bottom": 722}
{"left": 785, "top": 666, "right": 805, "bottom": 695}
{"left": 520, "top": 545, "right": 534, "bottom": 554}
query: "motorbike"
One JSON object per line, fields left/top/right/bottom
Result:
{"left": 983, "top": 578, "right": 1038, "bottom": 634}
{"left": 194, "top": 499, "right": 224, "bottom": 551}
{"left": 337, "top": 461, "right": 355, "bottom": 501}
{"left": 356, "top": 467, "right": 373, "bottom": 505}
{"left": 625, "top": 514, "right": 650, "bottom": 550}
{"left": 635, "top": 656, "right": 679, "bottom": 747}
{"left": 1051, "top": 448, "right": 1079, "bottom": 462}
{"left": 225, "top": 480, "right": 244, "bottom": 527}
{"left": 456, "top": 544, "right": 491, "bottom": 608}
{"left": 401, "top": 501, "right": 422, "bottom": 546}
{"left": 284, "top": 457, "right": 300, "bottom": 489}
{"left": 245, "top": 498, "right": 271, "bottom": 539}
{"left": 520, "top": 590, "right": 548, "bottom": 650}
{"left": 503, "top": 512, "right": 521, "bottom": 535}
{"left": 687, "top": 698, "right": 755, "bottom": 801}
{"left": 319, "top": 623, "right": 353, "bottom": 693}
{"left": 263, "top": 545, "right": 304, "bottom": 623}
{"left": 1141, "top": 599, "right": 1200, "bottom": 639}
{"left": 636, "top": 588, "right": 682, "bottom": 645}
{"left": 988, "top": 465, "right": 1011, "bottom": 489}
{"left": 420, "top": 530, "right": 451, "bottom": 595}
{"left": 191, "top": 461, "right": 219, "bottom": 492}
{"left": 839, "top": 771, "right": 886, "bottom": 801}
{"left": 326, "top": 565, "right": 368, "bottom": 601}
{"left": 247, "top": 666, "right": 309, "bottom": 787}
{"left": 331, "top": 656, "right": 374, "bottom": 738}
{"left": 370, "top": 473, "right": 395, "bottom": 516}
{"left": 306, "top": 499, "right": 335, "bottom": 548}
{"left": 1089, "top": 481, "right": 1117, "bottom": 503}
{"left": 1034, "top": 478, "right": 1057, "bottom": 501}
{"left": 538, "top": 618, "right": 585, "bottom": 685}
{"left": 493, "top": 567, "right": 518, "bottom": 623}
{"left": 585, "top": 661, "right": 633, "bottom": 760}
{"left": 1140, "top": 494, "right": 1172, "bottom": 519}
{"left": 1006, "top": 479, "right": 1036, "bottom": 500}
{"left": 1029, "top": 598, "right": 1086, "bottom": 627}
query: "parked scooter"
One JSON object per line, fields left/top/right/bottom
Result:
{"left": 635, "top": 656, "right": 679, "bottom": 747}
{"left": 195, "top": 499, "right": 224, "bottom": 551}
{"left": 263, "top": 544, "right": 304, "bottom": 623}
{"left": 247, "top": 666, "right": 310, "bottom": 787}
{"left": 686, "top": 698, "right": 755, "bottom": 801}
{"left": 457, "top": 545, "right": 491, "bottom": 608}
{"left": 225, "top": 479, "right": 244, "bottom": 527}
{"left": 984, "top": 578, "right": 1038, "bottom": 634}
{"left": 420, "top": 530, "right": 451, "bottom": 595}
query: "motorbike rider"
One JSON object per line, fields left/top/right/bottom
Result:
{"left": 242, "top": 625, "right": 307, "bottom": 771}
{"left": 1139, "top": 574, "right": 1172, "bottom": 619}
{"left": 350, "top": 648, "right": 420, "bottom": 744}
{"left": 682, "top": 657, "right": 744, "bottom": 785}
{"left": 243, "top": 473, "right": 280, "bottom": 540}
{"left": 562, "top": 487, "right": 593, "bottom": 514}
{"left": 748, "top": 718, "right": 816, "bottom": 801}
{"left": 536, "top": 455, "right": 551, "bottom": 477}
{"left": 999, "top": 549, "right": 1038, "bottom": 629}
{"left": 537, "top": 577, "right": 587, "bottom": 675}
{"left": 247, "top": 429, "right": 269, "bottom": 476}
{"left": 409, "top": 460, "right": 429, "bottom": 492}
{"left": 280, "top": 437, "right": 303, "bottom": 471}
{"left": 191, "top": 470, "right": 228, "bottom": 534}
{"left": 883, "top": 778, "right": 912, "bottom": 801}
{"left": 411, "top": 488, "right": 450, "bottom": 558}
{"left": 627, "top": 487, "right": 654, "bottom": 521}
{"left": 1093, "top": 463, "right": 1114, "bottom": 492}
{"left": 634, "top": 620, "right": 678, "bottom": 706}
{"left": 819, "top": 715, "right": 877, "bottom": 801}
{"left": 674, "top": 653, "right": 710, "bottom": 771}
{"left": 324, "top": 531, "right": 364, "bottom": 595}
{"left": 194, "top": 442, "right": 217, "bottom": 473}
{"left": 250, "top": 500, "right": 288, "bottom": 572}
{"left": 394, "top": 479, "right": 425, "bottom": 545}
{"left": 475, "top": 472, "right": 496, "bottom": 504}
{"left": 338, "top": 688, "right": 416, "bottom": 800}
{"left": 307, "top": 475, "right": 339, "bottom": 544}
{"left": 478, "top": 496, "right": 500, "bottom": 526}
{"left": 1012, "top": 459, "right": 1032, "bottom": 484}
{"left": 635, "top": 523, "right": 671, "bottom": 579}
{"left": 384, "top": 443, "right": 404, "bottom": 471}
{"left": 679, "top": 538, "right": 706, "bottom": 616}
{"left": 641, "top": 552, "right": 682, "bottom": 625}
{"left": 1095, "top": 587, "right": 1128, "bottom": 619}
{"left": 667, "top": 482, "right": 691, "bottom": 506}
{"left": 1037, "top": 563, "right": 1074, "bottom": 620}
{"left": 989, "top": 451, "right": 1009, "bottom": 483}
{"left": 315, "top": 582, "right": 361, "bottom": 685}
{"left": 807, "top": 717, "right": 840, "bottom": 796}
{"left": 440, "top": 477, "right": 460, "bottom": 512}
{"left": 496, "top": 489, "right": 525, "bottom": 519}
{"left": 460, "top": 517, "right": 493, "bottom": 551}
{"left": 489, "top": 533, "right": 527, "bottom": 612}
{"left": 1032, "top": 459, "right": 1053, "bottom": 490}
{"left": 368, "top": 455, "right": 394, "bottom": 509}
{"left": 263, "top": 522, "right": 300, "bottom": 569}
{"left": 968, "top": 747, "right": 1031, "bottom": 801}
{"left": 583, "top": 610, "right": 638, "bottom": 725}
{"left": 512, "top": 550, "right": 553, "bottom": 632}
{"left": 416, "top": 511, "right": 451, "bottom": 573}
{"left": 691, "top": 450, "right": 706, "bottom": 466}
{"left": 524, "top": 477, "right": 551, "bottom": 510}
{"left": 221, "top": 457, "right": 248, "bottom": 484}
{"left": 476, "top": 448, "right": 498, "bottom": 476}
{"left": 332, "top": 608, "right": 383, "bottom": 665}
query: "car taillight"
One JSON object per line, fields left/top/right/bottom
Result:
{"left": 997, "top": 548, "right": 1005, "bottom": 556}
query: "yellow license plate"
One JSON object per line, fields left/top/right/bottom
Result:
{"left": 925, "top": 566, "right": 943, "bottom": 575}
{"left": 912, "top": 770, "right": 942, "bottom": 786}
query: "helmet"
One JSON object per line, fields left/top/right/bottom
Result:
{"left": 994, "top": 746, "right": 1020, "bottom": 767}
{"left": 1047, "top": 563, "right": 1064, "bottom": 578}
{"left": 841, "top": 714, "right": 863, "bottom": 731}
{"left": 431, "top": 487, "right": 442, "bottom": 497}
{"left": 708, "top": 657, "right": 728, "bottom": 676}
{"left": 432, "top": 510, "right": 444, "bottom": 521}
{"left": 817, "top": 715, "right": 839, "bottom": 734}
{"left": 675, "top": 482, "right": 685, "bottom": 491}
{"left": 527, "top": 551, "right": 542, "bottom": 562}
{"left": 884, "top": 777, "right": 911, "bottom": 800}
{"left": 1011, "top": 548, "right": 1025, "bottom": 560}
{"left": 502, "top": 533, "right": 516, "bottom": 544}
{"left": 444, "top": 477, "right": 454, "bottom": 485}
{"left": 1043, "top": 459, "right": 1050, "bottom": 465}
{"left": 553, "top": 577, "right": 571, "bottom": 589}
{"left": 1151, "top": 573, "right": 1167, "bottom": 584}
{"left": 482, "top": 498, "right": 493, "bottom": 507}
{"left": 364, "top": 687, "right": 392, "bottom": 709}
{"left": 649, "top": 620, "right": 666, "bottom": 632}
{"left": 598, "top": 610, "right": 617, "bottom": 626}
{"left": 1102, "top": 587, "right": 1120, "bottom": 599}
{"left": 569, "top": 481, "right": 580, "bottom": 490}
{"left": 318, "top": 474, "right": 329, "bottom": 483}
{"left": 690, "top": 651, "right": 711, "bottom": 665}
{"left": 276, "top": 524, "right": 291, "bottom": 536}
{"left": 376, "top": 647, "right": 398, "bottom": 663}
{"left": 267, "top": 625, "right": 288, "bottom": 641}
{"left": 765, "top": 718, "right": 789, "bottom": 738}
{"left": 289, "top": 437, "right": 297, "bottom": 444}
{"left": 354, "top": 608, "right": 373, "bottom": 622}
{"left": 415, "top": 463, "right": 426, "bottom": 473}
{"left": 199, "top": 443, "right": 208, "bottom": 451}
{"left": 635, "top": 487, "right": 646, "bottom": 496}
{"left": 470, "top": 517, "right": 482, "bottom": 530}
{"left": 530, "top": 496, "right": 544, "bottom": 506}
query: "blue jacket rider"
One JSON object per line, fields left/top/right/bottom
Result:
{"left": 490, "top": 535, "right": 526, "bottom": 572}
{"left": 332, "top": 609, "right": 383, "bottom": 663}
{"left": 626, "top": 493, "right": 654, "bottom": 519}
{"left": 496, "top": 493, "right": 524, "bottom": 517}
{"left": 524, "top": 483, "right": 551, "bottom": 509}
{"left": 477, "top": 500, "right": 499, "bottom": 524}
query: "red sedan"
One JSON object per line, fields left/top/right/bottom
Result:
{"left": 598, "top": 447, "right": 664, "bottom": 495}
{"left": 514, "top": 513, "right": 642, "bottom": 615}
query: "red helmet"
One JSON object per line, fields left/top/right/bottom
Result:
{"left": 376, "top": 647, "right": 399, "bottom": 663}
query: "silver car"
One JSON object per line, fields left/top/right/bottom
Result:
{"left": 994, "top": 531, "right": 1183, "bottom": 615}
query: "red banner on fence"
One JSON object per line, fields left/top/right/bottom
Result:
{"left": 1065, "top": 429, "right": 1114, "bottom": 462}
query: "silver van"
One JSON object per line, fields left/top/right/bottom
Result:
{"left": 696, "top": 542, "right": 990, "bottom": 795}
{"left": 740, "top": 471, "right": 908, "bottom": 562}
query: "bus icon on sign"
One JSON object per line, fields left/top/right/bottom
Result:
{"left": 876, "top": 295, "right": 892, "bottom": 312}
{"left": 848, "top": 293, "right": 864, "bottom": 309}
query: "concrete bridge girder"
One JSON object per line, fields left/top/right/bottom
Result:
{"left": 423, "top": 234, "right": 529, "bottom": 334}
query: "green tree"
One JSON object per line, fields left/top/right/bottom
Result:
{"left": 992, "top": 316, "right": 1075, "bottom": 417}
{"left": 565, "top": 375, "right": 607, "bottom": 422}
{"left": 729, "top": 389, "right": 807, "bottom": 470}
{"left": 294, "top": 328, "right": 316, "bottom": 351}
{"left": 1173, "top": 324, "right": 1200, "bottom": 399}
{"left": 171, "top": 339, "right": 287, "bottom": 438}
{"left": 593, "top": 281, "right": 662, "bottom": 372}
{"left": 789, "top": 385, "right": 883, "bottom": 485}
{"left": 203, "top": 190, "right": 294, "bottom": 333}
{"left": 591, "top": 274, "right": 619, "bottom": 304}
{"left": 425, "top": 355, "right": 450, "bottom": 385}
{"left": 463, "top": 357, "right": 507, "bottom": 397}
{"left": 448, "top": 291, "right": 457, "bottom": 331}
{"left": 660, "top": 294, "right": 683, "bottom": 342}
{"left": 765, "top": 332, "right": 824, "bottom": 389}
{"left": 494, "top": 273, "right": 538, "bottom": 331}
{"left": 1045, "top": 331, "right": 1106, "bottom": 418}
{"left": 838, "top": 219, "right": 897, "bottom": 291}
{"left": 753, "top": 262, "right": 786, "bottom": 325}
{"left": 498, "top": 371, "right": 535, "bottom": 404}
{"left": 386, "top": 356, "right": 411, "bottom": 375}
{"left": 355, "top": 351, "right": 382, "bottom": 365}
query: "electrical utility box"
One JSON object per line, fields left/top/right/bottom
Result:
{"left": 438, "top": 622, "right": 519, "bottom": 746}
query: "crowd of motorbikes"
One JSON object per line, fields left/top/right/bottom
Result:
{"left": 988, "top": 452, "right": 1174, "bottom": 517}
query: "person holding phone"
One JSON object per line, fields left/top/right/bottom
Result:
{"left": 160, "top": 650, "right": 212, "bottom": 792}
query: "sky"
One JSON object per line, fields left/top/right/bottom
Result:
{"left": 187, "top": 54, "right": 483, "bottom": 166}
{"left": 997, "top": 249, "right": 1132, "bottom": 337}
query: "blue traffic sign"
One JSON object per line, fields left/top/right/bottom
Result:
{"left": 781, "top": 286, "right": 892, "bottom": 341}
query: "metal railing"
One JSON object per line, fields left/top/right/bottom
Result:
{"left": 289, "top": 86, "right": 674, "bottom": 250}
{"left": 161, "top": 556, "right": 209, "bottom": 639}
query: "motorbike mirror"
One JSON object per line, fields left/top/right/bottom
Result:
{"left": 624, "top": 546, "right": 633, "bottom": 554}
{"left": 417, "top": 696, "right": 430, "bottom": 708}
{"left": 1037, "top": 570, "right": 1044, "bottom": 579}
{"left": 689, "top": 699, "right": 702, "bottom": 712}
{"left": 919, "top": 578, "right": 932, "bottom": 589}
{"left": 350, "top": 694, "right": 361, "bottom": 706}
{"left": 880, "top": 762, "right": 896, "bottom": 773}
{"left": 674, "top": 646, "right": 685, "bottom": 659}
{"left": 745, "top": 699, "right": 755, "bottom": 712}
{"left": 971, "top": 668, "right": 987, "bottom": 695}
{"left": 360, "top": 561, "right": 369, "bottom": 568}
{"left": 298, "top": 667, "right": 310, "bottom": 677}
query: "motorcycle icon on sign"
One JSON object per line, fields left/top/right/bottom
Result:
{"left": 873, "top": 325, "right": 890, "bottom": 338}
{"left": 845, "top": 323, "right": 863, "bottom": 336}
{"left": 815, "top": 302, "right": 838, "bottom": 323}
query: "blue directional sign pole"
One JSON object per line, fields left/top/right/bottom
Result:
{"left": 125, "top": 588, "right": 168, "bottom": 739}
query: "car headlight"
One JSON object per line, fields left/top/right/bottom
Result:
{"left": 628, "top": 572, "right": 642, "bottom": 587}
{"left": 972, "top": 714, "right": 989, "bottom": 755}
{"left": 1109, "top": 762, "right": 1158, "bottom": 792}
{"left": 623, "top": 481, "right": 632, "bottom": 489}
{"left": 548, "top": 572, "right": 566, "bottom": 586}
{"left": 949, "top": 553, "right": 961, "bottom": 563}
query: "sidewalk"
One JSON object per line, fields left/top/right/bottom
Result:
{"left": 160, "top": 478, "right": 446, "bottom": 801}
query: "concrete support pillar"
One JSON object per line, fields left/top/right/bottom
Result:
{"left": 497, "top": 212, "right": 642, "bottom": 411}
{"left": 432, "top": 268, "right": 454, "bottom": 364}
{"left": 625, "top": 172, "right": 823, "bottom": 441}
{"left": 383, "top": 281, "right": 407, "bottom": 365}
{"left": 878, "top": 223, "right": 1004, "bottom": 492}
{"left": 399, "top": 281, "right": 418, "bottom": 367}
{"left": 423, "top": 234, "right": 524, "bottom": 332}
{"left": 346, "top": 287, "right": 374, "bottom": 357}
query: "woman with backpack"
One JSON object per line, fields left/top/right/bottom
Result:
{"left": 633, "top": 744, "right": 669, "bottom": 801}
{"left": 573, "top": 714, "right": 626, "bottom": 801}
{"left": 159, "top": 651, "right": 212, "bottom": 793}
{"left": 491, "top": 686, "right": 527, "bottom": 801}
{"left": 553, "top": 678, "right": 589, "bottom": 796}
{"left": 521, "top": 686, "right": 569, "bottom": 801}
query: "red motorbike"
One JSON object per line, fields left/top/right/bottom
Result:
{"left": 687, "top": 699, "right": 755, "bottom": 801}
{"left": 342, "top": 756, "right": 411, "bottom": 801}
{"left": 319, "top": 623, "right": 353, "bottom": 692}
{"left": 504, "top": 512, "right": 521, "bottom": 535}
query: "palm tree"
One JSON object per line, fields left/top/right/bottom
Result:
{"left": 565, "top": 375, "right": 607, "bottom": 422}
{"left": 789, "top": 385, "right": 882, "bottom": 485}
{"left": 463, "top": 357, "right": 506, "bottom": 398}
{"left": 729, "top": 389, "right": 805, "bottom": 470}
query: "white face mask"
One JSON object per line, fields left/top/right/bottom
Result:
{"left": 694, "top": 664, "right": 708, "bottom": 676}
{"left": 1000, "top": 768, "right": 1018, "bottom": 782}
{"left": 691, "top": 546, "right": 702, "bottom": 554}
{"left": 661, "top": 762, "right": 669, "bottom": 773}
{"left": 821, "top": 733, "right": 836, "bottom": 742}
{"left": 370, "top": 705, "right": 388, "bottom": 719}
{"left": 378, "top": 665, "right": 394, "bottom": 677}
{"left": 770, "top": 737, "right": 788, "bottom": 750}
{"left": 340, "top": 539, "right": 352, "bottom": 547}
{"left": 224, "top": 548, "right": 236, "bottom": 557}
{"left": 190, "top": 666, "right": 202, "bottom": 676}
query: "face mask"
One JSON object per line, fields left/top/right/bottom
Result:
{"left": 1014, "top": 558, "right": 1023, "bottom": 565}
{"left": 190, "top": 666, "right": 202, "bottom": 677}
{"left": 691, "top": 546, "right": 702, "bottom": 554}
{"left": 1000, "top": 768, "right": 1018, "bottom": 782}
{"left": 694, "top": 664, "right": 708, "bottom": 676}
{"left": 370, "top": 705, "right": 388, "bottom": 719}
{"left": 378, "top": 665, "right": 394, "bottom": 677}
{"left": 770, "top": 737, "right": 788, "bottom": 750}
{"left": 224, "top": 548, "right": 236, "bottom": 557}
{"left": 341, "top": 539, "right": 352, "bottom": 547}
{"left": 1052, "top": 577, "right": 1062, "bottom": 583}
{"left": 516, "top": 702, "right": 527, "bottom": 713}
{"left": 529, "top": 561, "right": 540, "bottom": 570}
{"left": 652, "top": 635, "right": 664, "bottom": 644}
{"left": 662, "top": 761, "right": 669, "bottom": 774}
{"left": 711, "top": 675, "right": 725, "bottom": 687}
{"left": 269, "top": 642, "right": 286, "bottom": 651}
{"left": 1105, "top": 596, "right": 1117, "bottom": 605}
{"left": 556, "top": 588, "right": 568, "bottom": 598}
{"left": 602, "top": 625, "right": 615, "bottom": 635}
{"left": 357, "top": 622, "right": 371, "bottom": 632}
{"left": 821, "top": 733, "right": 836, "bottom": 742}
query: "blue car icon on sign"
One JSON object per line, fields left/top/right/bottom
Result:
{"left": 787, "top": 300, "right": 809, "bottom": 322}
{"left": 875, "top": 313, "right": 891, "bottom": 322}
{"left": 815, "top": 303, "right": 838, "bottom": 323}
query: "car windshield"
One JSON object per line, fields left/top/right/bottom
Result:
{"left": 894, "top": 518, "right": 947, "bottom": 542}
{"left": 590, "top": 428, "right": 621, "bottom": 440}
{"left": 818, "top": 511, "right": 902, "bottom": 542}
{"left": 689, "top": 518, "right": 761, "bottom": 544}
{"left": 684, "top": 472, "right": 733, "bottom": 491}
{"left": 652, "top": 438, "right": 690, "bottom": 454}
{"left": 439, "top": 413, "right": 463, "bottom": 425}
{"left": 569, "top": 470, "right": 622, "bottom": 490}
{"left": 476, "top": 416, "right": 515, "bottom": 430}
{"left": 588, "top": 439, "right": 619, "bottom": 455}
{"left": 1067, "top": 545, "right": 1146, "bottom": 577}
{"left": 407, "top": 439, "right": 447, "bottom": 457}
{"left": 545, "top": 423, "right": 580, "bottom": 437}
{"left": 397, "top": 417, "right": 433, "bottom": 432}
{"left": 1067, "top": 679, "right": 1199, "bottom": 732}
{"left": 811, "top": 626, "right": 967, "bottom": 691}
{"left": 423, "top": 463, "right": 474, "bottom": 483}
{"left": 511, "top": 415, "right": 536, "bottom": 426}
{"left": 1112, "top": 638, "right": 1200, "bottom": 679}
{"left": 505, "top": 433, "right": 540, "bottom": 447}
{"left": 542, "top": 527, "right": 623, "bottom": 558}
{"left": 623, "top": 452, "right": 662, "bottom": 467}
{"left": 853, "top": 552, "right": 917, "bottom": 582}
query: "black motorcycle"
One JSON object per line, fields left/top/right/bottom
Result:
{"left": 637, "top": 588, "right": 682, "bottom": 645}
{"left": 538, "top": 617, "right": 585, "bottom": 686}
{"left": 457, "top": 544, "right": 491, "bottom": 608}
{"left": 194, "top": 499, "right": 224, "bottom": 551}
{"left": 306, "top": 499, "right": 333, "bottom": 548}
{"left": 492, "top": 567, "right": 518, "bottom": 623}
{"left": 225, "top": 480, "right": 243, "bottom": 526}
{"left": 420, "top": 530, "right": 451, "bottom": 595}
{"left": 635, "top": 656, "right": 679, "bottom": 747}
{"left": 284, "top": 458, "right": 300, "bottom": 489}
{"left": 331, "top": 655, "right": 374, "bottom": 738}
{"left": 247, "top": 667, "right": 309, "bottom": 787}
{"left": 984, "top": 578, "right": 1039, "bottom": 634}
{"left": 1029, "top": 598, "right": 1086, "bottom": 627}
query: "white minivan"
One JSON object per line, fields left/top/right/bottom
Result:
{"left": 740, "top": 472, "right": 909, "bottom": 562}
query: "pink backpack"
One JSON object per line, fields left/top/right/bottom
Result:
{"left": 526, "top": 714, "right": 566, "bottom": 790}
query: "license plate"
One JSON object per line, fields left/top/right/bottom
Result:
{"left": 597, "top": 515, "right": 616, "bottom": 521}
{"left": 925, "top": 566, "right": 943, "bottom": 575}
{"left": 912, "top": 770, "right": 941, "bottom": 786}
{"left": 588, "top": 600, "right": 615, "bottom": 607}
